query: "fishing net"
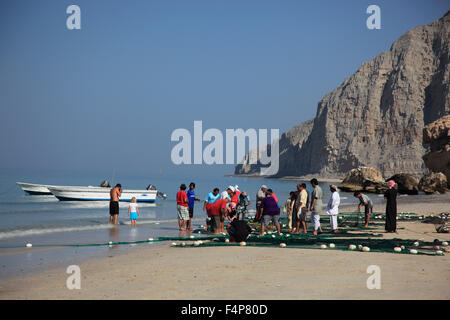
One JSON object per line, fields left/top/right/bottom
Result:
{"left": 3, "top": 212, "right": 447, "bottom": 256}
{"left": 170, "top": 236, "right": 446, "bottom": 256}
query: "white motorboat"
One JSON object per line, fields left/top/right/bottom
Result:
{"left": 16, "top": 181, "right": 110, "bottom": 196}
{"left": 48, "top": 186, "right": 157, "bottom": 202}
{"left": 16, "top": 182, "right": 54, "bottom": 195}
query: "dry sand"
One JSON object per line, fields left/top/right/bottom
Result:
{"left": 1, "top": 193, "right": 449, "bottom": 300}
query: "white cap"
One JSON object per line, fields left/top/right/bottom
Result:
{"left": 228, "top": 186, "right": 235, "bottom": 192}
{"left": 234, "top": 185, "right": 239, "bottom": 191}
{"left": 261, "top": 185, "right": 267, "bottom": 189}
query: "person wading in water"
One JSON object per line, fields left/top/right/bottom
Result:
{"left": 109, "top": 184, "right": 122, "bottom": 225}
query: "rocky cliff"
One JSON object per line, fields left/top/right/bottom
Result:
{"left": 422, "top": 114, "right": 450, "bottom": 186}
{"left": 236, "top": 11, "right": 450, "bottom": 178}
{"left": 235, "top": 118, "right": 314, "bottom": 176}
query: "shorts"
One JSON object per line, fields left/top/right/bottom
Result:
{"left": 211, "top": 216, "right": 220, "bottom": 231}
{"left": 130, "top": 212, "right": 138, "bottom": 220}
{"left": 109, "top": 201, "right": 119, "bottom": 216}
{"left": 177, "top": 205, "right": 190, "bottom": 220}
{"left": 188, "top": 207, "right": 194, "bottom": 218}
{"left": 297, "top": 207, "right": 307, "bottom": 222}
{"left": 263, "top": 214, "right": 280, "bottom": 227}
{"left": 364, "top": 205, "right": 373, "bottom": 215}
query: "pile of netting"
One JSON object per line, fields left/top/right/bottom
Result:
{"left": 168, "top": 233, "right": 448, "bottom": 256}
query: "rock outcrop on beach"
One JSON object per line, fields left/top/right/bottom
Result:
{"left": 422, "top": 114, "right": 450, "bottom": 187}
{"left": 386, "top": 173, "right": 420, "bottom": 195}
{"left": 235, "top": 11, "right": 450, "bottom": 178}
{"left": 338, "top": 167, "right": 388, "bottom": 194}
{"left": 419, "top": 172, "right": 449, "bottom": 194}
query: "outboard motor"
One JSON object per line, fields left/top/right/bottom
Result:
{"left": 100, "top": 180, "right": 111, "bottom": 188}
{"left": 147, "top": 184, "right": 167, "bottom": 199}
{"left": 157, "top": 191, "right": 167, "bottom": 199}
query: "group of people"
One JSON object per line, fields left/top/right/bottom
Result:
{"left": 176, "top": 183, "right": 252, "bottom": 242}
{"left": 175, "top": 179, "right": 342, "bottom": 242}
{"left": 108, "top": 177, "right": 398, "bottom": 237}
{"left": 175, "top": 178, "right": 399, "bottom": 240}
{"left": 259, "top": 180, "right": 341, "bottom": 236}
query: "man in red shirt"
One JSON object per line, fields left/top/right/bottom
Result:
{"left": 231, "top": 187, "right": 241, "bottom": 205}
{"left": 176, "top": 184, "right": 189, "bottom": 231}
{"left": 209, "top": 197, "right": 229, "bottom": 234}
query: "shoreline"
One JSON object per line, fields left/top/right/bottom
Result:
{"left": 225, "top": 174, "right": 343, "bottom": 183}
{"left": 1, "top": 193, "right": 449, "bottom": 299}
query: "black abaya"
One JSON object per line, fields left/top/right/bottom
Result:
{"left": 384, "top": 188, "right": 397, "bottom": 232}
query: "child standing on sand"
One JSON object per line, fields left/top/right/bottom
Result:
{"left": 128, "top": 197, "right": 139, "bottom": 227}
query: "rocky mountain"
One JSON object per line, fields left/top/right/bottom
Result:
{"left": 235, "top": 10, "right": 450, "bottom": 178}
{"left": 235, "top": 118, "right": 314, "bottom": 176}
{"left": 422, "top": 114, "right": 450, "bottom": 186}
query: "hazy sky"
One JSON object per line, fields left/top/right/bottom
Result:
{"left": 1, "top": 0, "right": 448, "bottom": 178}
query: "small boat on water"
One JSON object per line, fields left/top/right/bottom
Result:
{"left": 47, "top": 186, "right": 157, "bottom": 202}
{"left": 16, "top": 181, "right": 111, "bottom": 196}
{"left": 17, "top": 180, "right": 164, "bottom": 202}
{"left": 16, "top": 182, "right": 54, "bottom": 195}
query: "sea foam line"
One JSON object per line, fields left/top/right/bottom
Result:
{"left": 0, "top": 219, "right": 178, "bottom": 240}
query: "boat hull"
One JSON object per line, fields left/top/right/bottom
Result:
{"left": 48, "top": 186, "right": 157, "bottom": 202}
{"left": 16, "top": 182, "right": 53, "bottom": 195}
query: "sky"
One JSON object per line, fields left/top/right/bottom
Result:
{"left": 0, "top": 0, "right": 448, "bottom": 179}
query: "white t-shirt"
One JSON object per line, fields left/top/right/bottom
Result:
{"left": 129, "top": 202, "right": 138, "bottom": 213}
{"left": 221, "top": 191, "right": 231, "bottom": 200}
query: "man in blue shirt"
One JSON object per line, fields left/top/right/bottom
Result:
{"left": 186, "top": 182, "right": 200, "bottom": 231}
{"left": 203, "top": 188, "right": 220, "bottom": 232}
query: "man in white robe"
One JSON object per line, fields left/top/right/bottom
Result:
{"left": 327, "top": 185, "right": 340, "bottom": 233}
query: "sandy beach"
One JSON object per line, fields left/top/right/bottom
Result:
{"left": 1, "top": 193, "right": 449, "bottom": 300}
